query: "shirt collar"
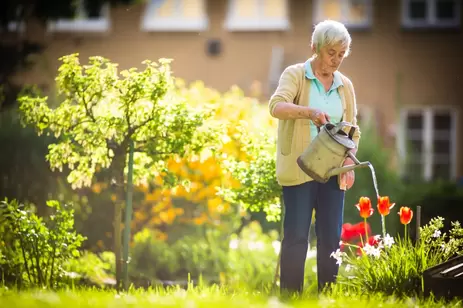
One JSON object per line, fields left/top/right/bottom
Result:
{"left": 304, "top": 58, "right": 344, "bottom": 90}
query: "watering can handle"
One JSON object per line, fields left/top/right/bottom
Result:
{"left": 348, "top": 126, "right": 356, "bottom": 140}
{"left": 316, "top": 121, "right": 332, "bottom": 134}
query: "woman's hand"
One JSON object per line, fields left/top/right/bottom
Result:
{"left": 309, "top": 108, "right": 330, "bottom": 127}
{"left": 341, "top": 157, "right": 355, "bottom": 190}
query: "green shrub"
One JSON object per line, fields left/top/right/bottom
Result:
{"left": 129, "top": 227, "right": 229, "bottom": 283}
{"left": 129, "top": 228, "right": 182, "bottom": 281}
{"left": 127, "top": 221, "right": 318, "bottom": 291}
{"left": 63, "top": 251, "right": 115, "bottom": 287}
{"left": 0, "top": 198, "right": 86, "bottom": 288}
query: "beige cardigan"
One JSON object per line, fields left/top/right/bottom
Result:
{"left": 268, "top": 62, "right": 361, "bottom": 189}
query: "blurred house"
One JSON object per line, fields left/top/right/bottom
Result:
{"left": 7, "top": 0, "right": 463, "bottom": 182}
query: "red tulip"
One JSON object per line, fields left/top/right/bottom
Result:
{"left": 398, "top": 207, "right": 413, "bottom": 225}
{"left": 341, "top": 222, "right": 371, "bottom": 242}
{"left": 367, "top": 235, "right": 380, "bottom": 246}
{"left": 341, "top": 223, "right": 353, "bottom": 241}
{"left": 339, "top": 241, "right": 345, "bottom": 251}
{"left": 377, "top": 196, "right": 395, "bottom": 216}
{"left": 355, "top": 197, "right": 374, "bottom": 219}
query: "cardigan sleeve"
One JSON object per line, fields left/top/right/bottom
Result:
{"left": 346, "top": 78, "right": 361, "bottom": 148}
{"left": 268, "top": 65, "right": 299, "bottom": 117}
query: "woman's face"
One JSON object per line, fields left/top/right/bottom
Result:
{"left": 314, "top": 43, "right": 348, "bottom": 74}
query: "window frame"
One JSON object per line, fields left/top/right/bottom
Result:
{"left": 401, "top": 0, "right": 461, "bottom": 29}
{"left": 397, "top": 106, "right": 458, "bottom": 181}
{"left": 4, "top": 21, "right": 26, "bottom": 33}
{"left": 47, "top": 1, "right": 111, "bottom": 33}
{"left": 140, "top": 0, "right": 209, "bottom": 32}
{"left": 313, "top": 0, "right": 373, "bottom": 30}
{"left": 224, "top": 0, "right": 290, "bottom": 32}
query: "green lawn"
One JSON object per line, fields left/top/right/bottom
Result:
{"left": 1, "top": 287, "right": 462, "bottom": 308}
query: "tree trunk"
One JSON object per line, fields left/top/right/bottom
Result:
{"left": 111, "top": 153, "right": 126, "bottom": 290}
{"left": 114, "top": 197, "right": 123, "bottom": 290}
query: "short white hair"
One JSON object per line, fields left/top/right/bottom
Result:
{"left": 311, "top": 20, "right": 352, "bottom": 57}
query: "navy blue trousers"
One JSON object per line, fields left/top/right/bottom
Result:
{"left": 280, "top": 176, "right": 344, "bottom": 294}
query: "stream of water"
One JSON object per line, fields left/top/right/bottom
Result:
{"left": 367, "top": 162, "right": 380, "bottom": 199}
{"left": 367, "top": 161, "right": 387, "bottom": 238}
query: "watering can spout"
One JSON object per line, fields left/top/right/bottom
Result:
{"left": 325, "top": 161, "right": 370, "bottom": 178}
{"left": 325, "top": 152, "right": 370, "bottom": 178}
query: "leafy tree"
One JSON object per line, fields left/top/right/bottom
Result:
{"left": 17, "top": 53, "right": 220, "bottom": 289}
{"left": 0, "top": 0, "right": 136, "bottom": 111}
{"left": 0, "top": 0, "right": 135, "bottom": 28}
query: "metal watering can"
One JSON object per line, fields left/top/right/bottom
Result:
{"left": 296, "top": 121, "right": 370, "bottom": 183}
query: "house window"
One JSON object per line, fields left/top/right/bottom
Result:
{"left": 313, "top": 0, "right": 373, "bottom": 29}
{"left": 3, "top": 5, "right": 26, "bottom": 33}
{"left": 47, "top": 0, "right": 110, "bottom": 33}
{"left": 401, "top": 0, "right": 461, "bottom": 28}
{"left": 399, "top": 108, "right": 457, "bottom": 181}
{"left": 224, "top": 0, "right": 290, "bottom": 31}
{"left": 141, "top": 0, "right": 208, "bottom": 32}
{"left": 5, "top": 22, "right": 25, "bottom": 33}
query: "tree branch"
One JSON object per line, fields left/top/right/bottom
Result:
{"left": 68, "top": 119, "right": 94, "bottom": 131}
{"left": 124, "top": 90, "right": 138, "bottom": 132}
{"left": 130, "top": 110, "right": 157, "bottom": 134}
{"left": 78, "top": 85, "right": 96, "bottom": 122}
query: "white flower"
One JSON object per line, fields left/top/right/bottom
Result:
{"left": 432, "top": 230, "right": 441, "bottom": 238}
{"left": 330, "top": 249, "right": 346, "bottom": 265}
{"left": 272, "top": 240, "right": 281, "bottom": 255}
{"left": 345, "top": 264, "right": 353, "bottom": 272}
{"left": 383, "top": 234, "right": 395, "bottom": 248}
{"left": 441, "top": 243, "right": 451, "bottom": 254}
{"left": 229, "top": 239, "right": 239, "bottom": 250}
{"left": 363, "top": 244, "right": 381, "bottom": 259}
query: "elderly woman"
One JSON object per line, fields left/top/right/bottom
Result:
{"left": 268, "top": 20, "right": 361, "bottom": 294}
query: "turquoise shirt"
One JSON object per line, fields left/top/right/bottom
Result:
{"left": 305, "top": 59, "right": 344, "bottom": 141}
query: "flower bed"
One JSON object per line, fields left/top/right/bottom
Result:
{"left": 331, "top": 195, "right": 463, "bottom": 298}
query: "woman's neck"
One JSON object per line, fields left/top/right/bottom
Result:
{"left": 311, "top": 57, "right": 332, "bottom": 79}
